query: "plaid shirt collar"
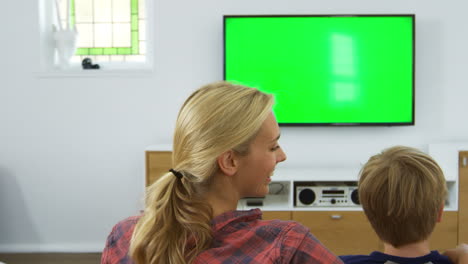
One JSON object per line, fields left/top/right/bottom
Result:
{"left": 210, "top": 208, "right": 262, "bottom": 232}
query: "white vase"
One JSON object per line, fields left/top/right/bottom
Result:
{"left": 54, "top": 29, "right": 78, "bottom": 69}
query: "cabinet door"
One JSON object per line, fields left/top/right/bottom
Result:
{"left": 429, "top": 211, "right": 458, "bottom": 252}
{"left": 460, "top": 151, "right": 468, "bottom": 244}
{"left": 262, "top": 211, "right": 292, "bottom": 221}
{"left": 146, "top": 151, "right": 172, "bottom": 186}
{"left": 292, "top": 211, "right": 381, "bottom": 255}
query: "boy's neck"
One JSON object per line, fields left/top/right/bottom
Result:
{"left": 383, "top": 240, "right": 431, "bottom": 258}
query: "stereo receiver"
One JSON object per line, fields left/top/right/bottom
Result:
{"left": 294, "top": 181, "right": 360, "bottom": 207}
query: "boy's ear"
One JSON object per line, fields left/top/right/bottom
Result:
{"left": 437, "top": 203, "right": 444, "bottom": 223}
{"left": 217, "top": 150, "right": 238, "bottom": 176}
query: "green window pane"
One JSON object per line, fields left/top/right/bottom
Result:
{"left": 132, "top": 32, "right": 139, "bottom": 54}
{"left": 103, "top": 48, "right": 118, "bottom": 55}
{"left": 70, "top": 0, "right": 76, "bottom": 26}
{"left": 131, "top": 14, "right": 139, "bottom": 31}
{"left": 76, "top": 48, "right": 90, "bottom": 56}
{"left": 117, "top": 48, "right": 132, "bottom": 55}
{"left": 90, "top": 48, "right": 104, "bottom": 55}
{"left": 132, "top": 0, "right": 139, "bottom": 14}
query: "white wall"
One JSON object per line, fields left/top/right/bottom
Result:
{"left": 1, "top": 0, "right": 467, "bottom": 252}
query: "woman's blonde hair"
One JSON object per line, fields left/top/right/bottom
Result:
{"left": 129, "top": 81, "right": 274, "bottom": 263}
{"left": 358, "top": 145, "right": 447, "bottom": 247}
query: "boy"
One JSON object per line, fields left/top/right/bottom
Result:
{"left": 340, "top": 146, "right": 452, "bottom": 264}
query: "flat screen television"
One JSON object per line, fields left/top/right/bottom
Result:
{"left": 224, "top": 14, "right": 415, "bottom": 126}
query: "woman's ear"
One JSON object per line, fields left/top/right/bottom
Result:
{"left": 217, "top": 150, "right": 238, "bottom": 176}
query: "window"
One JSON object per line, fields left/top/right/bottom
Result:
{"left": 55, "top": 0, "right": 147, "bottom": 65}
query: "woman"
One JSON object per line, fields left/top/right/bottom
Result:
{"left": 101, "top": 81, "right": 344, "bottom": 263}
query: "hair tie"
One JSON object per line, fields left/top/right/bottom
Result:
{"left": 169, "top": 169, "right": 183, "bottom": 180}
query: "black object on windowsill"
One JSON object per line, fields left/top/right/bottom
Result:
{"left": 82, "top": 58, "right": 100, "bottom": 69}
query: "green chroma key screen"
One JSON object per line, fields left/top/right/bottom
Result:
{"left": 224, "top": 15, "right": 414, "bottom": 126}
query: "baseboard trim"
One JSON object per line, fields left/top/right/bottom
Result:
{"left": 0, "top": 243, "right": 103, "bottom": 253}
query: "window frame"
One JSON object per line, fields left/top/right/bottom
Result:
{"left": 37, "top": 0, "right": 154, "bottom": 75}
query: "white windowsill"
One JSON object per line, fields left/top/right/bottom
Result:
{"left": 34, "top": 62, "right": 154, "bottom": 78}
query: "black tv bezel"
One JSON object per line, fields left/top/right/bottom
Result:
{"left": 223, "top": 14, "right": 416, "bottom": 127}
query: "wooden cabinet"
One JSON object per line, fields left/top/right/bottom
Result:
{"left": 292, "top": 211, "right": 381, "bottom": 255}
{"left": 146, "top": 151, "right": 172, "bottom": 186}
{"left": 430, "top": 211, "right": 458, "bottom": 252}
{"left": 460, "top": 151, "right": 468, "bottom": 244}
{"left": 145, "top": 150, "right": 467, "bottom": 254}
{"left": 262, "top": 211, "right": 292, "bottom": 221}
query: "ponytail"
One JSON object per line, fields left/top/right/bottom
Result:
{"left": 129, "top": 172, "right": 213, "bottom": 263}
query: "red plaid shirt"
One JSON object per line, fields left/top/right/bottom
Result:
{"left": 101, "top": 208, "right": 343, "bottom": 264}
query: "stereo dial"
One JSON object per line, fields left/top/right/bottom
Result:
{"left": 351, "top": 189, "right": 360, "bottom": 205}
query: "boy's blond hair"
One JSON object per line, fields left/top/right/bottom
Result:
{"left": 358, "top": 146, "right": 447, "bottom": 247}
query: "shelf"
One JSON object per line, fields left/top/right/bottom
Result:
{"left": 235, "top": 179, "right": 458, "bottom": 212}
{"left": 144, "top": 148, "right": 461, "bottom": 212}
